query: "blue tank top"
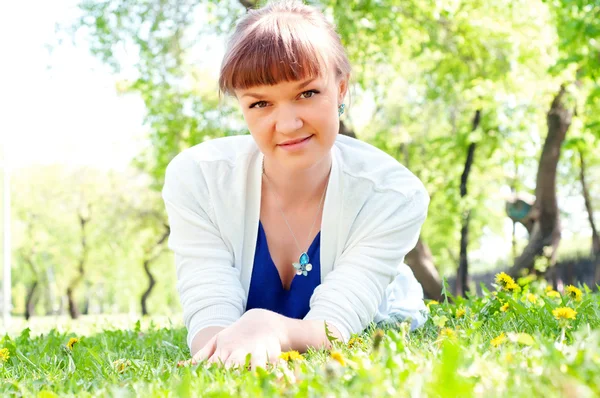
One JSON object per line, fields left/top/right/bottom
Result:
{"left": 245, "top": 221, "right": 321, "bottom": 318}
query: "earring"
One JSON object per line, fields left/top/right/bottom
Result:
{"left": 338, "top": 103, "right": 345, "bottom": 116}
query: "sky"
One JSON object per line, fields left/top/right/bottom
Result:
{"left": 1, "top": 0, "right": 147, "bottom": 172}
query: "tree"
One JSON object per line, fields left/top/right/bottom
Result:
{"left": 509, "top": 0, "right": 600, "bottom": 277}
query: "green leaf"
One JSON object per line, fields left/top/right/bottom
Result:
{"left": 508, "top": 332, "right": 535, "bottom": 346}
{"left": 325, "top": 322, "right": 338, "bottom": 344}
{"left": 433, "top": 316, "right": 448, "bottom": 328}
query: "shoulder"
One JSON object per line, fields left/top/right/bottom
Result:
{"left": 163, "top": 135, "right": 258, "bottom": 199}
{"left": 333, "top": 135, "right": 428, "bottom": 202}
{"left": 166, "top": 135, "right": 258, "bottom": 174}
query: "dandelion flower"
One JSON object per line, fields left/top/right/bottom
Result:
{"left": 526, "top": 293, "right": 538, "bottom": 305}
{"left": 280, "top": 350, "right": 304, "bottom": 362}
{"left": 66, "top": 338, "right": 79, "bottom": 350}
{"left": 565, "top": 285, "right": 582, "bottom": 302}
{"left": 546, "top": 290, "right": 561, "bottom": 299}
{"left": 0, "top": 348, "right": 9, "bottom": 362}
{"left": 500, "top": 303, "right": 509, "bottom": 312}
{"left": 427, "top": 300, "right": 439, "bottom": 309}
{"left": 545, "top": 285, "right": 553, "bottom": 292}
{"left": 455, "top": 308, "right": 466, "bottom": 318}
{"left": 112, "top": 359, "right": 132, "bottom": 373}
{"left": 505, "top": 282, "right": 521, "bottom": 293}
{"left": 372, "top": 329, "right": 385, "bottom": 350}
{"left": 440, "top": 328, "right": 457, "bottom": 339}
{"left": 330, "top": 350, "right": 346, "bottom": 366}
{"left": 495, "top": 272, "right": 515, "bottom": 288}
{"left": 347, "top": 337, "right": 364, "bottom": 348}
{"left": 552, "top": 307, "right": 577, "bottom": 321}
{"left": 491, "top": 333, "right": 507, "bottom": 347}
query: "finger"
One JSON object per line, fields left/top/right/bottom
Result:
{"left": 208, "top": 348, "right": 229, "bottom": 367}
{"left": 224, "top": 351, "right": 248, "bottom": 370}
{"left": 193, "top": 335, "right": 218, "bottom": 362}
{"left": 250, "top": 350, "right": 268, "bottom": 371}
{"left": 267, "top": 348, "right": 282, "bottom": 366}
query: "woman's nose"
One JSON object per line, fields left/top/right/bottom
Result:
{"left": 275, "top": 106, "right": 303, "bottom": 134}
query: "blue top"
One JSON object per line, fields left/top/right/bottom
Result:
{"left": 246, "top": 221, "right": 321, "bottom": 318}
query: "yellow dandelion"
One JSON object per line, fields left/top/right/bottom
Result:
{"left": 565, "top": 285, "right": 582, "bottom": 302}
{"left": 500, "top": 302, "right": 509, "bottom": 312}
{"left": 552, "top": 307, "right": 577, "bottom": 321}
{"left": 495, "top": 272, "right": 515, "bottom": 288}
{"left": 347, "top": 337, "right": 364, "bottom": 348}
{"left": 66, "top": 338, "right": 79, "bottom": 350}
{"left": 440, "top": 328, "right": 457, "bottom": 339}
{"left": 546, "top": 290, "right": 561, "bottom": 299}
{"left": 330, "top": 350, "right": 346, "bottom": 366}
{"left": 427, "top": 300, "right": 440, "bottom": 309}
{"left": 491, "top": 333, "right": 507, "bottom": 347}
{"left": 37, "top": 391, "right": 57, "bottom": 398}
{"left": 455, "top": 308, "right": 466, "bottom": 318}
{"left": 279, "top": 350, "right": 304, "bottom": 362}
{"left": 0, "top": 348, "right": 9, "bottom": 362}
{"left": 505, "top": 281, "right": 521, "bottom": 293}
{"left": 112, "top": 359, "right": 132, "bottom": 373}
{"left": 526, "top": 293, "right": 538, "bottom": 304}
{"left": 545, "top": 285, "right": 553, "bottom": 292}
{"left": 504, "top": 352, "right": 514, "bottom": 364}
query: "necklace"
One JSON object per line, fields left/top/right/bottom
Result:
{"left": 262, "top": 161, "right": 330, "bottom": 276}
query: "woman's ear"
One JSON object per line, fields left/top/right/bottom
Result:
{"left": 338, "top": 74, "right": 349, "bottom": 103}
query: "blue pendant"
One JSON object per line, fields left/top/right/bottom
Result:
{"left": 293, "top": 252, "right": 312, "bottom": 276}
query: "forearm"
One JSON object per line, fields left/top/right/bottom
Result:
{"left": 280, "top": 317, "right": 344, "bottom": 352}
{"left": 190, "top": 326, "right": 225, "bottom": 356}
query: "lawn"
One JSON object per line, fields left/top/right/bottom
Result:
{"left": 1, "top": 274, "right": 599, "bottom": 397}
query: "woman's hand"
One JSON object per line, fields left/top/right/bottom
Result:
{"left": 192, "top": 308, "right": 289, "bottom": 369}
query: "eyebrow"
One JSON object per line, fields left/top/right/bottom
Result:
{"left": 241, "top": 78, "right": 317, "bottom": 99}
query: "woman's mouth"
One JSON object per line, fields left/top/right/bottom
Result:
{"left": 278, "top": 135, "right": 313, "bottom": 151}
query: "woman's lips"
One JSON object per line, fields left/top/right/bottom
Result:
{"left": 278, "top": 135, "right": 313, "bottom": 151}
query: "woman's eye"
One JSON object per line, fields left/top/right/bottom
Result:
{"left": 249, "top": 101, "right": 268, "bottom": 109}
{"left": 300, "top": 89, "right": 319, "bottom": 99}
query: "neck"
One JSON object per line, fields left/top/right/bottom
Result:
{"left": 262, "top": 154, "right": 332, "bottom": 207}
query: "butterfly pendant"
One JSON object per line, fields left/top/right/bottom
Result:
{"left": 293, "top": 252, "right": 313, "bottom": 276}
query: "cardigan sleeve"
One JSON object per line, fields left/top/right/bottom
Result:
{"left": 304, "top": 187, "right": 429, "bottom": 342}
{"left": 162, "top": 153, "right": 246, "bottom": 351}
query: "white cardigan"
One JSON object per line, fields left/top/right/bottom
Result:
{"left": 162, "top": 134, "right": 430, "bottom": 349}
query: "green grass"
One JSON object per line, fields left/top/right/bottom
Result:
{"left": 1, "top": 277, "right": 600, "bottom": 397}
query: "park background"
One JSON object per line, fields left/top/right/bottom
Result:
{"left": 2, "top": 0, "right": 598, "bottom": 327}
{"left": 0, "top": 1, "right": 600, "bottom": 396}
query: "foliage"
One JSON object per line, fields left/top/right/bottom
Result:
{"left": 63, "top": 0, "right": 600, "bottom": 275}
{"left": 11, "top": 165, "right": 179, "bottom": 317}
{"left": 2, "top": 278, "right": 600, "bottom": 396}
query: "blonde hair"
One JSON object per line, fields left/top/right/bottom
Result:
{"left": 218, "top": 0, "right": 351, "bottom": 97}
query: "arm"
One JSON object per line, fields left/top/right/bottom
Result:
{"left": 281, "top": 318, "right": 343, "bottom": 352}
{"left": 304, "top": 188, "right": 430, "bottom": 342}
{"left": 162, "top": 153, "right": 246, "bottom": 353}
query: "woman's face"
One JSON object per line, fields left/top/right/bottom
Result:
{"left": 234, "top": 66, "right": 348, "bottom": 172}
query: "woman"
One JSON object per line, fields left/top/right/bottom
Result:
{"left": 162, "top": 0, "right": 430, "bottom": 369}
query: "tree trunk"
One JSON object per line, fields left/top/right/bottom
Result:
{"left": 141, "top": 224, "right": 171, "bottom": 316}
{"left": 339, "top": 121, "right": 356, "bottom": 138}
{"left": 141, "top": 259, "right": 156, "bottom": 316}
{"left": 67, "top": 211, "right": 90, "bottom": 319}
{"left": 239, "top": 0, "right": 258, "bottom": 10}
{"left": 24, "top": 281, "right": 39, "bottom": 320}
{"left": 456, "top": 110, "right": 481, "bottom": 297}
{"left": 509, "top": 85, "right": 573, "bottom": 277}
{"left": 405, "top": 239, "right": 443, "bottom": 301}
{"left": 579, "top": 148, "right": 600, "bottom": 284}
{"left": 398, "top": 142, "right": 443, "bottom": 300}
